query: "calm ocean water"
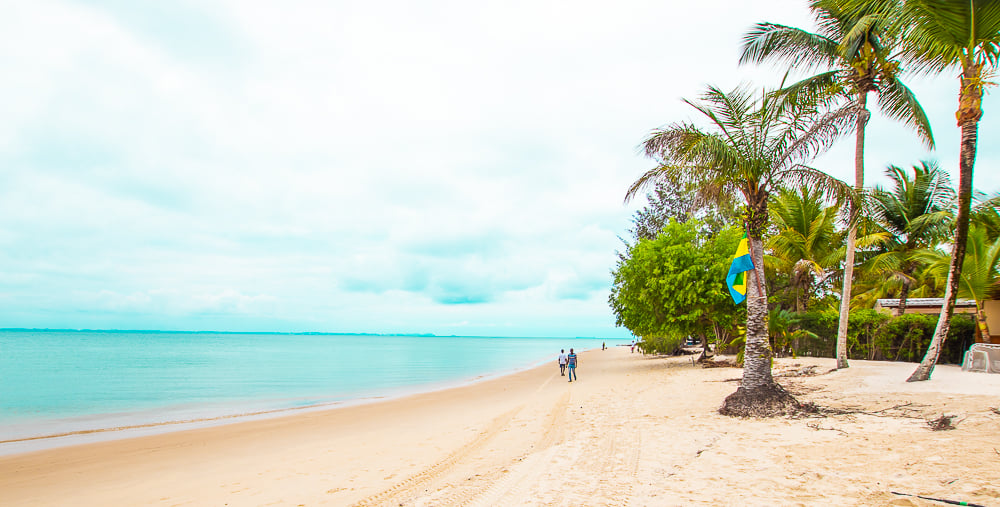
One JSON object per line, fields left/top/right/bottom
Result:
{"left": 0, "top": 330, "right": 616, "bottom": 447}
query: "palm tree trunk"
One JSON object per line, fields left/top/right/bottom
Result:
{"left": 974, "top": 303, "right": 991, "bottom": 342}
{"left": 720, "top": 235, "right": 797, "bottom": 416}
{"left": 801, "top": 270, "right": 813, "bottom": 312}
{"left": 908, "top": 70, "right": 979, "bottom": 382}
{"left": 742, "top": 236, "right": 772, "bottom": 389}
{"left": 897, "top": 279, "right": 911, "bottom": 316}
{"left": 835, "top": 93, "right": 870, "bottom": 369}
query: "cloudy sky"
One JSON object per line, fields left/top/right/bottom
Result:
{"left": 1, "top": 1, "right": 997, "bottom": 337}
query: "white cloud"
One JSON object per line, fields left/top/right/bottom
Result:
{"left": 0, "top": 0, "right": 996, "bottom": 336}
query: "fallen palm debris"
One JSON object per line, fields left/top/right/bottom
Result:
{"left": 927, "top": 414, "right": 958, "bottom": 431}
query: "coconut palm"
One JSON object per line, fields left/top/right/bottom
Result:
{"left": 863, "top": 161, "right": 956, "bottom": 314}
{"left": 741, "top": 0, "right": 935, "bottom": 370}
{"left": 626, "top": 84, "right": 857, "bottom": 416}
{"left": 858, "top": 0, "right": 1000, "bottom": 381}
{"left": 766, "top": 187, "right": 846, "bottom": 312}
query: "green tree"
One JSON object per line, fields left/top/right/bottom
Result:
{"left": 766, "top": 187, "right": 846, "bottom": 312}
{"left": 863, "top": 161, "right": 956, "bottom": 314}
{"left": 609, "top": 220, "right": 743, "bottom": 361}
{"left": 625, "top": 181, "right": 735, "bottom": 242}
{"left": 741, "top": 0, "right": 935, "bottom": 370}
{"left": 626, "top": 84, "right": 855, "bottom": 416}
{"left": 627, "top": 182, "right": 695, "bottom": 242}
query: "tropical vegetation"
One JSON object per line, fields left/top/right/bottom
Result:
{"left": 740, "top": 0, "right": 935, "bottom": 370}
{"left": 610, "top": 0, "right": 1000, "bottom": 416}
{"left": 623, "top": 83, "right": 855, "bottom": 416}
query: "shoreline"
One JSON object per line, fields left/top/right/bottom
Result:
{"left": 0, "top": 345, "right": 605, "bottom": 456}
{"left": 2, "top": 348, "right": 998, "bottom": 506}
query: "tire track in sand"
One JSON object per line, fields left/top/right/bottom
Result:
{"left": 458, "top": 390, "right": 572, "bottom": 507}
{"left": 350, "top": 406, "right": 522, "bottom": 507}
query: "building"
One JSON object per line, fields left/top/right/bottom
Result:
{"left": 874, "top": 298, "right": 1000, "bottom": 344}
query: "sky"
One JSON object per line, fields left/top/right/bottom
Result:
{"left": 1, "top": 1, "right": 998, "bottom": 338}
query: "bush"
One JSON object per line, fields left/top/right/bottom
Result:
{"left": 794, "top": 310, "right": 839, "bottom": 357}
{"left": 781, "top": 309, "right": 975, "bottom": 364}
{"left": 637, "top": 334, "right": 686, "bottom": 355}
{"left": 877, "top": 313, "right": 934, "bottom": 361}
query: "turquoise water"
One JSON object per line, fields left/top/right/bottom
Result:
{"left": 0, "top": 330, "right": 615, "bottom": 443}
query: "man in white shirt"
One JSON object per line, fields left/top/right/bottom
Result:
{"left": 558, "top": 349, "right": 568, "bottom": 376}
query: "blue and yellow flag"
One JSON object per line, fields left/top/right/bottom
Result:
{"left": 726, "top": 233, "right": 755, "bottom": 304}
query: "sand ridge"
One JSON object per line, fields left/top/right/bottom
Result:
{"left": 1, "top": 347, "right": 998, "bottom": 506}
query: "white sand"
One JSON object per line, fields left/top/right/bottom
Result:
{"left": 1, "top": 348, "right": 998, "bottom": 506}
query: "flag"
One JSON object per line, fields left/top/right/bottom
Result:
{"left": 726, "top": 233, "right": 755, "bottom": 304}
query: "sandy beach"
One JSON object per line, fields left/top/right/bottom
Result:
{"left": 1, "top": 347, "right": 999, "bottom": 506}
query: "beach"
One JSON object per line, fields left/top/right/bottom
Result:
{"left": 1, "top": 347, "right": 998, "bottom": 506}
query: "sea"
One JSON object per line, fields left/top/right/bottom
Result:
{"left": 0, "top": 329, "right": 617, "bottom": 454}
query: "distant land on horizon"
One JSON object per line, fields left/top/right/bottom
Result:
{"left": 0, "top": 328, "right": 619, "bottom": 340}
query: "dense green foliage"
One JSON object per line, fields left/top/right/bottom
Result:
{"left": 615, "top": 172, "right": 996, "bottom": 363}
{"left": 609, "top": 220, "right": 744, "bottom": 355}
{"left": 790, "top": 309, "right": 975, "bottom": 363}
{"left": 765, "top": 187, "right": 845, "bottom": 311}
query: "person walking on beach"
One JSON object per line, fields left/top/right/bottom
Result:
{"left": 558, "top": 349, "right": 568, "bottom": 376}
{"left": 567, "top": 348, "right": 578, "bottom": 382}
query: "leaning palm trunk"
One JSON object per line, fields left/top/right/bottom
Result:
{"left": 908, "top": 71, "right": 980, "bottom": 382}
{"left": 720, "top": 236, "right": 796, "bottom": 415}
{"left": 835, "top": 94, "right": 871, "bottom": 369}
{"left": 897, "top": 274, "right": 913, "bottom": 316}
{"left": 975, "top": 304, "right": 992, "bottom": 342}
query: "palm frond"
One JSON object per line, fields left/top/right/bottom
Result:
{"left": 740, "top": 22, "right": 839, "bottom": 69}
{"left": 772, "top": 164, "right": 856, "bottom": 210}
{"left": 971, "top": 191, "right": 1000, "bottom": 240}
{"left": 773, "top": 71, "right": 847, "bottom": 107}
{"left": 877, "top": 76, "right": 935, "bottom": 148}
{"left": 900, "top": 0, "right": 1000, "bottom": 72}
{"left": 864, "top": 250, "right": 906, "bottom": 275}
{"left": 624, "top": 166, "right": 670, "bottom": 204}
{"left": 776, "top": 101, "right": 860, "bottom": 169}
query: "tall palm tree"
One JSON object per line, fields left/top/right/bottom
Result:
{"left": 862, "top": 0, "right": 1000, "bottom": 381}
{"left": 626, "top": 84, "right": 856, "bottom": 416}
{"left": 766, "top": 187, "right": 846, "bottom": 312}
{"left": 741, "top": 0, "right": 935, "bottom": 370}
{"left": 864, "top": 161, "right": 956, "bottom": 314}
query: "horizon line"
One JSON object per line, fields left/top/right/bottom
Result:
{"left": 0, "top": 328, "right": 622, "bottom": 340}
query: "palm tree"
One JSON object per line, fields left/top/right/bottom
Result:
{"left": 741, "top": 0, "right": 935, "bottom": 371}
{"left": 857, "top": 0, "right": 1000, "bottom": 381}
{"left": 768, "top": 308, "right": 820, "bottom": 357}
{"left": 626, "top": 84, "right": 856, "bottom": 417}
{"left": 766, "top": 187, "right": 846, "bottom": 312}
{"left": 864, "top": 161, "right": 956, "bottom": 314}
